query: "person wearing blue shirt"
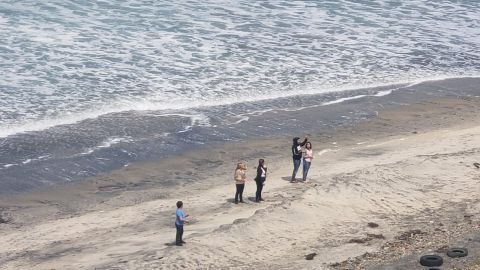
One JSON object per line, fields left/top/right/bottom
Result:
{"left": 175, "top": 201, "right": 188, "bottom": 246}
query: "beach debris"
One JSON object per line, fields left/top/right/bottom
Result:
{"left": 474, "top": 162, "right": 480, "bottom": 169}
{"left": 366, "top": 233, "right": 385, "bottom": 239}
{"left": 446, "top": 247, "right": 468, "bottom": 258}
{"left": 0, "top": 211, "right": 10, "bottom": 224}
{"left": 396, "top": 229, "right": 425, "bottom": 241}
{"left": 348, "top": 238, "right": 370, "bottom": 244}
{"left": 0, "top": 216, "right": 8, "bottom": 224}
{"left": 305, "top": 253, "right": 317, "bottom": 260}
{"left": 348, "top": 233, "right": 385, "bottom": 244}
{"left": 419, "top": 255, "right": 443, "bottom": 267}
{"left": 367, "top": 222, "right": 379, "bottom": 228}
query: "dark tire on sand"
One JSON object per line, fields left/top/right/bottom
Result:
{"left": 419, "top": 255, "right": 443, "bottom": 267}
{"left": 447, "top": 247, "right": 468, "bottom": 258}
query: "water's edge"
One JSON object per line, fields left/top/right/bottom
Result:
{"left": 0, "top": 77, "right": 479, "bottom": 194}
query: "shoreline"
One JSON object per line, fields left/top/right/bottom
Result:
{"left": 2, "top": 76, "right": 479, "bottom": 140}
{"left": 1, "top": 95, "right": 480, "bottom": 269}
{"left": 2, "top": 77, "right": 480, "bottom": 196}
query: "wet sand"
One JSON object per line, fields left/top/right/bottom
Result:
{"left": 1, "top": 96, "right": 480, "bottom": 269}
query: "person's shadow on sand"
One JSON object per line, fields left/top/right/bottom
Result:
{"left": 225, "top": 197, "right": 256, "bottom": 203}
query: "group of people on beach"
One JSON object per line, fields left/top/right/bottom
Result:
{"left": 233, "top": 136, "right": 314, "bottom": 203}
{"left": 233, "top": 158, "right": 267, "bottom": 204}
{"left": 174, "top": 136, "right": 313, "bottom": 246}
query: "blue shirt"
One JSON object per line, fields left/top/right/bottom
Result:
{"left": 175, "top": 209, "right": 185, "bottom": 226}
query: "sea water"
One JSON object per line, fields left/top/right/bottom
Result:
{"left": 0, "top": 1, "right": 479, "bottom": 193}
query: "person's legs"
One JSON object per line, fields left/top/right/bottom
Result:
{"left": 258, "top": 182, "right": 263, "bottom": 201}
{"left": 255, "top": 181, "right": 261, "bottom": 202}
{"left": 235, "top": 184, "right": 241, "bottom": 203}
{"left": 291, "top": 159, "right": 301, "bottom": 181}
{"left": 302, "top": 160, "right": 311, "bottom": 181}
{"left": 239, "top": 184, "right": 245, "bottom": 202}
{"left": 176, "top": 224, "right": 184, "bottom": 245}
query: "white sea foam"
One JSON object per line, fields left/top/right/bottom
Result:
{"left": 1, "top": 154, "right": 51, "bottom": 170}
{"left": 0, "top": 75, "right": 478, "bottom": 138}
{"left": 233, "top": 116, "right": 249, "bottom": 125}
{"left": 77, "top": 137, "right": 133, "bottom": 156}
{"left": 3, "top": 164, "right": 16, "bottom": 168}
{"left": 22, "top": 159, "right": 32, "bottom": 164}
{"left": 322, "top": 95, "right": 367, "bottom": 106}
{"left": 175, "top": 113, "right": 211, "bottom": 133}
{"left": 0, "top": 1, "right": 479, "bottom": 137}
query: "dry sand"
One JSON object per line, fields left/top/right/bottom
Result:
{"left": 1, "top": 97, "right": 480, "bottom": 270}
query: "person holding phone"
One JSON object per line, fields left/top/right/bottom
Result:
{"left": 234, "top": 162, "right": 248, "bottom": 204}
{"left": 255, "top": 159, "right": 267, "bottom": 202}
{"left": 291, "top": 136, "right": 308, "bottom": 183}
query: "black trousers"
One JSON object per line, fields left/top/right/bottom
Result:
{"left": 175, "top": 224, "right": 184, "bottom": 244}
{"left": 255, "top": 181, "right": 264, "bottom": 202}
{"left": 235, "top": 184, "right": 245, "bottom": 203}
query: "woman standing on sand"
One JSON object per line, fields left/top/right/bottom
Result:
{"left": 302, "top": 142, "right": 313, "bottom": 182}
{"left": 234, "top": 162, "right": 247, "bottom": 204}
{"left": 255, "top": 159, "right": 267, "bottom": 202}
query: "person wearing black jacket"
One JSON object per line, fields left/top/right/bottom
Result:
{"left": 291, "top": 137, "right": 308, "bottom": 183}
{"left": 255, "top": 159, "right": 267, "bottom": 202}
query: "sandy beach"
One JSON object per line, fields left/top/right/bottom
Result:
{"left": 1, "top": 1, "right": 479, "bottom": 269}
{"left": 1, "top": 95, "right": 480, "bottom": 270}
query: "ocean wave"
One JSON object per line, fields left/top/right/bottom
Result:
{"left": 1, "top": 74, "right": 479, "bottom": 138}
{"left": 1, "top": 0, "right": 480, "bottom": 137}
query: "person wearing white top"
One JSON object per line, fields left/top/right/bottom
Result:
{"left": 255, "top": 159, "right": 267, "bottom": 202}
{"left": 302, "top": 142, "right": 313, "bottom": 182}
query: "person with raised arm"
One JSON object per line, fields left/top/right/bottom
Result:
{"left": 291, "top": 136, "right": 308, "bottom": 183}
{"left": 234, "top": 162, "right": 248, "bottom": 204}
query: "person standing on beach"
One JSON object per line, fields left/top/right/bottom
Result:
{"left": 175, "top": 201, "right": 188, "bottom": 246}
{"left": 255, "top": 159, "right": 267, "bottom": 202}
{"left": 302, "top": 142, "right": 313, "bottom": 182}
{"left": 291, "top": 137, "right": 308, "bottom": 183}
{"left": 234, "top": 162, "right": 247, "bottom": 204}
